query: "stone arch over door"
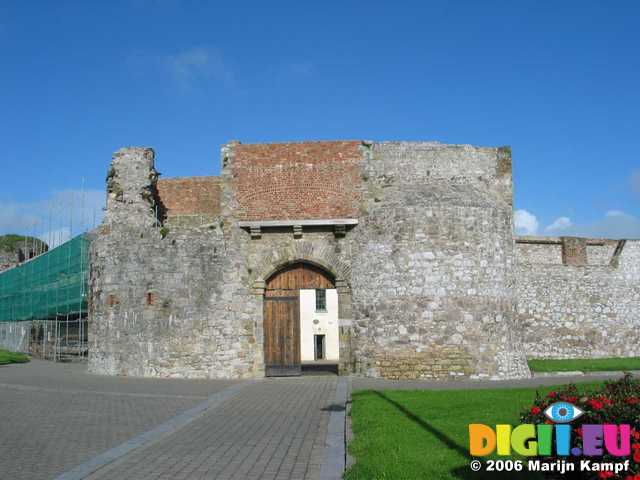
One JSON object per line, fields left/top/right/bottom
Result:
{"left": 251, "top": 242, "right": 354, "bottom": 375}
{"left": 263, "top": 262, "right": 335, "bottom": 376}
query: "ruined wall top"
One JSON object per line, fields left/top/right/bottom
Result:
{"left": 367, "top": 141, "right": 511, "bottom": 179}
{"left": 362, "top": 142, "right": 513, "bottom": 209}
{"left": 103, "top": 147, "right": 158, "bottom": 228}
{"left": 102, "top": 140, "right": 513, "bottom": 225}
{"left": 515, "top": 236, "right": 628, "bottom": 267}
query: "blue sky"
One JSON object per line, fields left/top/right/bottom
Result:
{"left": 1, "top": 0, "right": 639, "bottom": 242}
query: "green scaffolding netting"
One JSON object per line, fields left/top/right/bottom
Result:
{"left": 0, "top": 234, "right": 90, "bottom": 322}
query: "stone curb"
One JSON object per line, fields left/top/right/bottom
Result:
{"left": 320, "top": 377, "right": 349, "bottom": 480}
{"left": 54, "top": 380, "right": 252, "bottom": 480}
{"left": 345, "top": 376, "right": 355, "bottom": 471}
{"left": 533, "top": 370, "right": 640, "bottom": 378}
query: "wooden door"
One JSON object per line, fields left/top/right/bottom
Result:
{"left": 264, "top": 296, "right": 301, "bottom": 376}
{"left": 263, "top": 263, "right": 335, "bottom": 377}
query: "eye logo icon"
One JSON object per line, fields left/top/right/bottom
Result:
{"left": 543, "top": 402, "right": 584, "bottom": 423}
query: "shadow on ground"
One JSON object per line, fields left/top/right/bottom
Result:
{"left": 373, "top": 391, "right": 542, "bottom": 479}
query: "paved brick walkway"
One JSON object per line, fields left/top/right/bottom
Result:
{"left": 3, "top": 359, "right": 618, "bottom": 480}
{"left": 0, "top": 361, "right": 238, "bottom": 480}
{"left": 86, "top": 377, "right": 337, "bottom": 480}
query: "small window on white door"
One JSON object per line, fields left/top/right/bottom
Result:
{"left": 314, "top": 334, "right": 325, "bottom": 360}
{"left": 315, "top": 289, "right": 326, "bottom": 311}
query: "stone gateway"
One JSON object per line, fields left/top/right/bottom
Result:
{"left": 88, "top": 141, "right": 640, "bottom": 380}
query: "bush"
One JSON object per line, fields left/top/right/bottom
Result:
{"left": 521, "top": 374, "right": 640, "bottom": 479}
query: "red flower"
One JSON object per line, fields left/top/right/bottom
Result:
{"left": 634, "top": 430, "right": 640, "bottom": 440}
{"left": 574, "top": 427, "right": 583, "bottom": 438}
{"left": 565, "top": 396, "right": 578, "bottom": 403}
{"left": 598, "top": 471, "right": 614, "bottom": 479}
{"left": 633, "top": 450, "right": 640, "bottom": 463}
{"left": 627, "top": 397, "right": 640, "bottom": 405}
{"left": 531, "top": 406, "right": 541, "bottom": 415}
{"left": 588, "top": 399, "right": 604, "bottom": 410}
{"left": 547, "top": 391, "right": 557, "bottom": 398}
{"left": 633, "top": 443, "right": 640, "bottom": 451}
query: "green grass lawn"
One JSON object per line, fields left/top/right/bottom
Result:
{"left": 0, "top": 349, "right": 30, "bottom": 365}
{"left": 345, "top": 382, "right": 601, "bottom": 480}
{"left": 528, "top": 357, "right": 640, "bottom": 373}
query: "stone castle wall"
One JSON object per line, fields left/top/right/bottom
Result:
{"left": 89, "top": 149, "right": 257, "bottom": 378}
{"left": 350, "top": 142, "right": 529, "bottom": 379}
{"left": 516, "top": 237, "right": 640, "bottom": 359}
{"left": 88, "top": 140, "right": 638, "bottom": 380}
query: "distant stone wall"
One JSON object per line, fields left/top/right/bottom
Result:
{"left": 0, "top": 235, "right": 49, "bottom": 272}
{"left": 0, "top": 251, "right": 19, "bottom": 272}
{"left": 350, "top": 142, "right": 529, "bottom": 380}
{"left": 516, "top": 238, "right": 640, "bottom": 359}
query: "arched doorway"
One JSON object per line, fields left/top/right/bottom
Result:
{"left": 264, "top": 262, "right": 337, "bottom": 376}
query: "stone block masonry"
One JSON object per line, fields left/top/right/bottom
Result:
{"left": 89, "top": 223, "right": 258, "bottom": 378}
{"left": 350, "top": 142, "right": 529, "bottom": 380}
{"left": 87, "top": 139, "right": 639, "bottom": 381}
{"left": 104, "top": 147, "right": 158, "bottom": 229}
{"left": 516, "top": 237, "right": 640, "bottom": 359}
{"left": 90, "top": 148, "right": 258, "bottom": 379}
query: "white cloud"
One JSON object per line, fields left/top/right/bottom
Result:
{"left": 162, "top": 47, "right": 233, "bottom": 91}
{"left": 0, "top": 189, "right": 105, "bottom": 247}
{"left": 545, "top": 216, "right": 573, "bottom": 233}
{"left": 514, "top": 209, "right": 539, "bottom": 235}
{"left": 516, "top": 209, "right": 640, "bottom": 239}
{"left": 606, "top": 210, "right": 626, "bottom": 217}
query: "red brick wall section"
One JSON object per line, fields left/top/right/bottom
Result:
{"left": 233, "top": 141, "right": 363, "bottom": 220}
{"left": 156, "top": 177, "right": 221, "bottom": 217}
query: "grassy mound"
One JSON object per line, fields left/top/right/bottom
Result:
{"left": 0, "top": 349, "right": 30, "bottom": 365}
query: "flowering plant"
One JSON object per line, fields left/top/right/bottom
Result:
{"left": 521, "top": 374, "right": 640, "bottom": 480}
